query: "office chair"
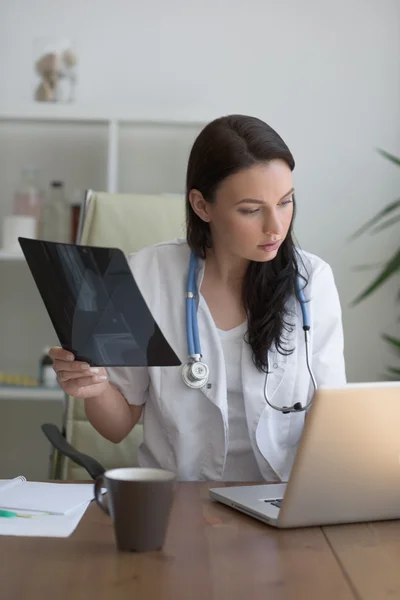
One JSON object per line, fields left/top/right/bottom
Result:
{"left": 41, "top": 189, "right": 186, "bottom": 479}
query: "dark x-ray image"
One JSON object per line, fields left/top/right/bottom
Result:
{"left": 18, "top": 237, "right": 181, "bottom": 367}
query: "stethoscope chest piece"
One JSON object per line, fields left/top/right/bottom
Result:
{"left": 182, "top": 360, "right": 209, "bottom": 389}
{"left": 183, "top": 251, "right": 316, "bottom": 412}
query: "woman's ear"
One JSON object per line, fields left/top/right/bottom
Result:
{"left": 188, "top": 189, "right": 211, "bottom": 223}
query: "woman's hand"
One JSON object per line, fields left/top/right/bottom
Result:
{"left": 49, "top": 346, "right": 109, "bottom": 399}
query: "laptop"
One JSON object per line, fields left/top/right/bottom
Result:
{"left": 18, "top": 237, "right": 181, "bottom": 368}
{"left": 209, "top": 382, "right": 400, "bottom": 527}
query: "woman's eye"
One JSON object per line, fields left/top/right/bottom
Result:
{"left": 239, "top": 209, "right": 260, "bottom": 215}
{"left": 279, "top": 198, "right": 293, "bottom": 207}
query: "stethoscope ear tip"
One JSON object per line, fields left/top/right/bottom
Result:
{"left": 281, "top": 402, "right": 304, "bottom": 414}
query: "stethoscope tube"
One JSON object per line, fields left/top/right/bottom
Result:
{"left": 183, "top": 251, "right": 317, "bottom": 411}
{"left": 295, "top": 275, "right": 311, "bottom": 329}
{"left": 185, "top": 252, "right": 197, "bottom": 358}
{"left": 182, "top": 252, "right": 210, "bottom": 388}
{"left": 263, "top": 328, "right": 317, "bottom": 414}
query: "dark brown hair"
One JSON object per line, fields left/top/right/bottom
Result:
{"left": 185, "top": 114, "right": 307, "bottom": 371}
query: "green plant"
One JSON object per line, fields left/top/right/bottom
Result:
{"left": 350, "top": 149, "right": 400, "bottom": 379}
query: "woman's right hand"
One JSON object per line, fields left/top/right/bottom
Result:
{"left": 49, "top": 347, "right": 110, "bottom": 399}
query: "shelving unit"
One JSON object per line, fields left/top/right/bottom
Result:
{"left": 0, "top": 250, "right": 24, "bottom": 261}
{"left": 0, "top": 104, "right": 203, "bottom": 385}
{"left": 0, "top": 105, "right": 204, "bottom": 193}
{"left": 0, "top": 386, "right": 64, "bottom": 401}
{"left": 0, "top": 104, "right": 203, "bottom": 258}
{"left": 1, "top": 104, "right": 205, "bottom": 475}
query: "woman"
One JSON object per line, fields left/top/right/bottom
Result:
{"left": 50, "top": 114, "right": 346, "bottom": 482}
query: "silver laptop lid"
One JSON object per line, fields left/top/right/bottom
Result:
{"left": 278, "top": 382, "right": 400, "bottom": 527}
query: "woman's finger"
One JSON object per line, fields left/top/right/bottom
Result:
{"left": 48, "top": 346, "right": 75, "bottom": 362}
{"left": 52, "top": 359, "right": 99, "bottom": 374}
{"left": 57, "top": 371, "right": 107, "bottom": 384}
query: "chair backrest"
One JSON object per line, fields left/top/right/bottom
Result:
{"left": 62, "top": 190, "right": 186, "bottom": 479}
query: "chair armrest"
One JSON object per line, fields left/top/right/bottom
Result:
{"left": 41, "top": 423, "right": 105, "bottom": 480}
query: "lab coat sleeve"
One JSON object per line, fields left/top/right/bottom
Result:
{"left": 106, "top": 366, "right": 150, "bottom": 406}
{"left": 310, "top": 262, "right": 346, "bottom": 387}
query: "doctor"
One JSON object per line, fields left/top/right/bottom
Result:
{"left": 50, "top": 114, "right": 346, "bottom": 482}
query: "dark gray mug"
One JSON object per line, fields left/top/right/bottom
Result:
{"left": 94, "top": 467, "right": 176, "bottom": 552}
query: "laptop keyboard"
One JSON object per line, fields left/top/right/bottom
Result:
{"left": 266, "top": 499, "right": 283, "bottom": 508}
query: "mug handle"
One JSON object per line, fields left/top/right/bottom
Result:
{"left": 94, "top": 475, "right": 109, "bottom": 515}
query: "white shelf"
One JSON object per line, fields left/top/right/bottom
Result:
{"left": 0, "top": 104, "right": 205, "bottom": 126}
{"left": 0, "top": 250, "right": 25, "bottom": 261}
{"left": 0, "top": 386, "right": 64, "bottom": 401}
{"left": 0, "top": 105, "right": 205, "bottom": 194}
{"left": 0, "top": 104, "right": 107, "bottom": 122}
{"left": 0, "top": 105, "right": 204, "bottom": 193}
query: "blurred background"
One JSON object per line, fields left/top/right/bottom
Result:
{"left": 0, "top": 0, "right": 399, "bottom": 478}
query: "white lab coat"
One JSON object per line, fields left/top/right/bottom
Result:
{"left": 107, "top": 239, "right": 346, "bottom": 482}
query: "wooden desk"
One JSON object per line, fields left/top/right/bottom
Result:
{"left": 1, "top": 482, "right": 400, "bottom": 600}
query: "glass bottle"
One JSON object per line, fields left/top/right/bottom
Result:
{"left": 38, "top": 347, "right": 58, "bottom": 388}
{"left": 42, "top": 180, "right": 69, "bottom": 242}
{"left": 12, "top": 167, "right": 45, "bottom": 236}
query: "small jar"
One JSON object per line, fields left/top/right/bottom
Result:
{"left": 12, "top": 167, "right": 45, "bottom": 236}
{"left": 38, "top": 347, "right": 58, "bottom": 388}
{"left": 42, "top": 180, "right": 69, "bottom": 242}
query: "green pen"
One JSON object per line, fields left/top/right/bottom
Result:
{"left": 0, "top": 509, "right": 51, "bottom": 519}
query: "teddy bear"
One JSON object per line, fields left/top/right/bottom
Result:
{"left": 34, "top": 48, "right": 77, "bottom": 103}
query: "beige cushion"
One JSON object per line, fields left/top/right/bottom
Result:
{"left": 62, "top": 191, "right": 186, "bottom": 479}
{"left": 80, "top": 191, "right": 186, "bottom": 254}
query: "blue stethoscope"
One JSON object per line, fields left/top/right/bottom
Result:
{"left": 182, "top": 251, "right": 317, "bottom": 414}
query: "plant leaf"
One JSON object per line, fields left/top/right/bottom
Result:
{"left": 376, "top": 148, "right": 400, "bottom": 168}
{"left": 382, "top": 334, "right": 400, "bottom": 352}
{"left": 370, "top": 214, "right": 400, "bottom": 234}
{"left": 351, "top": 261, "right": 387, "bottom": 272}
{"left": 348, "top": 198, "right": 400, "bottom": 240}
{"left": 351, "top": 249, "right": 400, "bottom": 305}
{"left": 387, "top": 367, "right": 400, "bottom": 378}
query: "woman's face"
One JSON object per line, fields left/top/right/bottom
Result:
{"left": 190, "top": 160, "right": 294, "bottom": 263}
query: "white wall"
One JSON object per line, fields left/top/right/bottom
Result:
{"left": 0, "top": 0, "right": 399, "bottom": 383}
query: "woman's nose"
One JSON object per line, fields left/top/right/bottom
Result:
{"left": 262, "top": 210, "right": 282, "bottom": 236}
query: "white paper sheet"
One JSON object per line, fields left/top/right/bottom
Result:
{"left": 0, "top": 479, "right": 98, "bottom": 514}
{"left": 0, "top": 501, "right": 91, "bottom": 537}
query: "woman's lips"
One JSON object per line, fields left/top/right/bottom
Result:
{"left": 258, "top": 240, "right": 281, "bottom": 252}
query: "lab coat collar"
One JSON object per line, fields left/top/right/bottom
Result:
{"left": 193, "top": 252, "right": 295, "bottom": 480}
{"left": 194, "top": 252, "right": 205, "bottom": 294}
{"left": 193, "top": 253, "right": 293, "bottom": 407}
{"left": 240, "top": 300, "right": 297, "bottom": 481}
{"left": 194, "top": 256, "right": 227, "bottom": 410}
